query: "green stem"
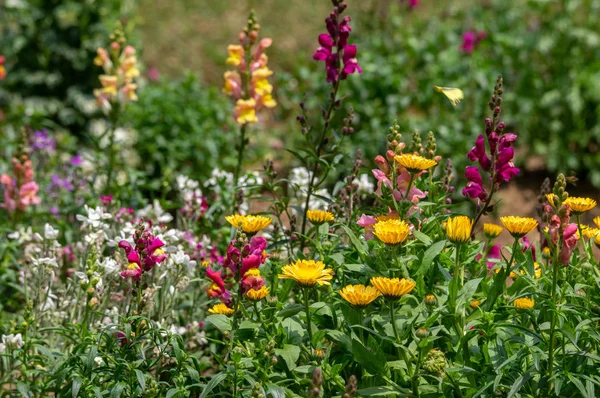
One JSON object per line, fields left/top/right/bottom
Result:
{"left": 233, "top": 125, "right": 247, "bottom": 187}
{"left": 299, "top": 79, "right": 341, "bottom": 251}
{"left": 576, "top": 214, "right": 591, "bottom": 261}
{"left": 253, "top": 301, "right": 262, "bottom": 323}
{"left": 304, "top": 287, "right": 314, "bottom": 349}
{"left": 547, "top": 250, "right": 560, "bottom": 393}
{"left": 486, "top": 238, "right": 519, "bottom": 311}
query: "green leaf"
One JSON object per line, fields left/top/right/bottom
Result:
{"left": 205, "top": 314, "right": 232, "bottom": 331}
{"left": 72, "top": 377, "right": 83, "bottom": 398}
{"left": 416, "top": 240, "right": 446, "bottom": 276}
{"left": 165, "top": 389, "right": 180, "bottom": 398}
{"left": 274, "top": 344, "right": 301, "bottom": 370}
{"left": 351, "top": 338, "right": 387, "bottom": 374}
{"left": 200, "top": 372, "right": 227, "bottom": 398}
{"left": 135, "top": 369, "right": 146, "bottom": 392}
{"left": 457, "top": 278, "right": 483, "bottom": 309}
{"left": 17, "top": 382, "right": 31, "bottom": 398}
{"left": 330, "top": 252, "right": 344, "bottom": 265}
{"left": 277, "top": 303, "right": 305, "bottom": 319}
{"left": 86, "top": 345, "right": 98, "bottom": 373}
{"left": 341, "top": 225, "right": 367, "bottom": 256}
{"left": 412, "top": 230, "right": 432, "bottom": 246}
{"left": 110, "top": 382, "right": 124, "bottom": 398}
{"left": 357, "top": 386, "right": 402, "bottom": 396}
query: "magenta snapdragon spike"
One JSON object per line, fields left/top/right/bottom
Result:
{"left": 313, "top": 0, "right": 362, "bottom": 83}
{"left": 460, "top": 31, "right": 486, "bottom": 54}
{"left": 462, "top": 76, "right": 519, "bottom": 212}
{"left": 119, "top": 225, "right": 168, "bottom": 282}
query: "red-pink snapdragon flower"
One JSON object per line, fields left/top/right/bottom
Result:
{"left": 118, "top": 225, "right": 168, "bottom": 283}
{"left": 313, "top": 0, "right": 362, "bottom": 83}
{"left": 460, "top": 31, "right": 487, "bottom": 54}
{"left": 1, "top": 152, "right": 41, "bottom": 214}
{"left": 0, "top": 55, "right": 6, "bottom": 80}
{"left": 463, "top": 76, "right": 519, "bottom": 228}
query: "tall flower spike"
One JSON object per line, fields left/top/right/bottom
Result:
{"left": 313, "top": 1, "right": 362, "bottom": 83}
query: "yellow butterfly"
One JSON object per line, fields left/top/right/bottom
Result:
{"left": 433, "top": 86, "right": 464, "bottom": 107}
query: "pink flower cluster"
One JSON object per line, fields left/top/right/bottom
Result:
{"left": 118, "top": 227, "right": 167, "bottom": 283}
{"left": 460, "top": 31, "right": 487, "bottom": 54}
{"left": 373, "top": 151, "right": 428, "bottom": 203}
{"left": 1, "top": 154, "right": 41, "bottom": 213}
{"left": 463, "top": 79, "right": 519, "bottom": 202}
{"left": 206, "top": 236, "right": 268, "bottom": 304}
{"left": 548, "top": 213, "right": 578, "bottom": 266}
{"left": 313, "top": 0, "right": 362, "bottom": 83}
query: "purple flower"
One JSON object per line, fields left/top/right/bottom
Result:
{"left": 50, "top": 174, "right": 75, "bottom": 192}
{"left": 460, "top": 30, "right": 486, "bottom": 54}
{"left": 467, "top": 135, "right": 491, "bottom": 171}
{"left": 313, "top": 2, "right": 361, "bottom": 83}
{"left": 462, "top": 166, "right": 487, "bottom": 200}
{"left": 31, "top": 129, "right": 55, "bottom": 152}
{"left": 70, "top": 155, "right": 83, "bottom": 167}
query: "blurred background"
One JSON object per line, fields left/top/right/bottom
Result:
{"left": 1, "top": 0, "right": 599, "bottom": 218}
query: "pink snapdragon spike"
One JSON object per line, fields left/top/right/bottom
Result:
{"left": 560, "top": 223, "right": 579, "bottom": 265}
{"left": 313, "top": 1, "right": 362, "bottom": 83}
{"left": 1, "top": 153, "right": 41, "bottom": 214}
{"left": 241, "top": 271, "right": 265, "bottom": 293}
{"left": 118, "top": 227, "right": 169, "bottom": 282}
{"left": 463, "top": 77, "right": 520, "bottom": 210}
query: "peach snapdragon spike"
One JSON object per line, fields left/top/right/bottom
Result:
{"left": 223, "top": 11, "right": 276, "bottom": 125}
{"left": 1, "top": 152, "right": 41, "bottom": 213}
{"left": 93, "top": 28, "right": 140, "bottom": 112}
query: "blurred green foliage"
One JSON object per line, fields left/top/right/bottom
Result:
{"left": 125, "top": 74, "right": 237, "bottom": 184}
{"left": 0, "top": 0, "right": 125, "bottom": 137}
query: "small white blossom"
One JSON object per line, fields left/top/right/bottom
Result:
{"left": 355, "top": 174, "right": 375, "bottom": 196}
{"left": 137, "top": 200, "right": 173, "bottom": 224}
{"left": 100, "top": 257, "right": 120, "bottom": 275}
{"left": 76, "top": 205, "right": 112, "bottom": 230}
{"left": 169, "top": 325, "right": 187, "bottom": 335}
{"left": 2, "top": 334, "right": 24, "bottom": 350}
{"left": 44, "top": 223, "right": 59, "bottom": 240}
{"left": 94, "top": 356, "right": 105, "bottom": 366}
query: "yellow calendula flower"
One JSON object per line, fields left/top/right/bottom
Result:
{"left": 469, "top": 299, "right": 481, "bottom": 309}
{"left": 339, "top": 284, "right": 381, "bottom": 308}
{"left": 225, "top": 214, "right": 272, "bottom": 233}
{"left": 394, "top": 154, "right": 438, "bottom": 173}
{"left": 208, "top": 303, "right": 235, "bottom": 315}
{"left": 246, "top": 286, "right": 270, "bottom": 301}
{"left": 226, "top": 44, "right": 244, "bottom": 66}
{"left": 483, "top": 223, "right": 503, "bottom": 239}
{"left": 376, "top": 214, "right": 399, "bottom": 222}
{"left": 533, "top": 262, "right": 542, "bottom": 279}
{"left": 433, "top": 86, "right": 464, "bottom": 107}
{"left": 234, "top": 98, "right": 258, "bottom": 125}
{"left": 370, "top": 277, "right": 416, "bottom": 300}
{"left": 564, "top": 197, "right": 597, "bottom": 215}
{"left": 583, "top": 227, "right": 600, "bottom": 240}
{"left": 445, "top": 215, "right": 473, "bottom": 244}
{"left": 373, "top": 219, "right": 410, "bottom": 246}
{"left": 278, "top": 259, "right": 334, "bottom": 287}
{"left": 201, "top": 261, "right": 210, "bottom": 268}
{"left": 500, "top": 216, "right": 538, "bottom": 238}
{"left": 513, "top": 297, "right": 535, "bottom": 310}
{"left": 594, "top": 235, "right": 600, "bottom": 249}
{"left": 424, "top": 294, "right": 437, "bottom": 306}
{"left": 594, "top": 216, "right": 600, "bottom": 229}
{"left": 306, "top": 210, "right": 334, "bottom": 225}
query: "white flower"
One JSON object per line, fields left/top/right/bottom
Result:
{"left": 355, "top": 174, "right": 375, "bottom": 196}
{"left": 94, "top": 357, "right": 105, "bottom": 366}
{"left": 309, "top": 188, "right": 332, "bottom": 210}
{"left": 169, "top": 325, "right": 187, "bottom": 335}
{"left": 100, "top": 258, "right": 120, "bottom": 275}
{"left": 2, "top": 333, "right": 24, "bottom": 350}
{"left": 289, "top": 167, "right": 313, "bottom": 193}
{"left": 196, "top": 331, "right": 208, "bottom": 345}
{"left": 44, "top": 223, "right": 59, "bottom": 240}
{"left": 177, "top": 175, "right": 200, "bottom": 192}
{"left": 170, "top": 250, "right": 197, "bottom": 268}
{"left": 76, "top": 205, "right": 112, "bottom": 230}
{"left": 39, "top": 287, "right": 57, "bottom": 312}
{"left": 32, "top": 257, "right": 59, "bottom": 268}
{"left": 137, "top": 200, "right": 173, "bottom": 224}
{"left": 239, "top": 171, "right": 264, "bottom": 187}
{"left": 205, "top": 168, "right": 234, "bottom": 189}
